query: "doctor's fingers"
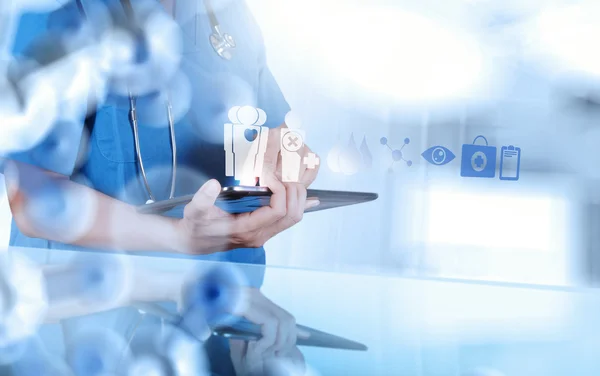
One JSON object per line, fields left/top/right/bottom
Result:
{"left": 254, "top": 183, "right": 305, "bottom": 240}
{"left": 267, "top": 298, "right": 302, "bottom": 354}
{"left": 230, "top": 339, "right": 265, "bottom": 376}
{"left": 275, "top": 150, "right": 284, "bottom": 182}
{"left": 300, "top": 146, "right": 320, "bottom": 188}
{"left": 261, "top": 126, "right": 283, "bottom": 180}
{"left": 266, "top": 185, "right": 314, "bottom": 240}
{"left": 225, "top": 196, "right": 288, "bottom": 248}
{"left": 240, "top": 173, "right": 288, "bottom": 230}
{"left": 284, "top": 183, "right": 307, "bottom": 226}
{"left": 243, "top": 295, "right": 298, "bottom": 355}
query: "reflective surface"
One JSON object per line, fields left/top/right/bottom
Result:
{"left": 6, "top": 246, "right": 600, "bottom": 376}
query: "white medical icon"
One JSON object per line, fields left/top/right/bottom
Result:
{"left": 281, "top": 128, "right": 305, "bottom": 182}
{"left": 281, "top": 111, "right": 319, "bottom": 182}
{"left": 224, "top": 105, "right": 269, "bottom": 185}
{"left": 304, "top": 153, "right": 320, "bottom": 169}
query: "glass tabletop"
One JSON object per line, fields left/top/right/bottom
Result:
{"left": 4, "top": 246, "right": 600, "bottom": 376}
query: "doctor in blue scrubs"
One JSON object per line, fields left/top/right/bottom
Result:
{"left": 4, "top": 0, "right": 318, "bottom": 374}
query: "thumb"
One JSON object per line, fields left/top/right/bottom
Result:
{"left": 185, "top": 179, "right": 221, "bottom": 219}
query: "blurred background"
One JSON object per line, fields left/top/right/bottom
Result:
{"left": 3, "top": 2, "right": 600, "bottom": 374}
{"left": 253, "top": 0, "right": 600, "bottom": 287}
{"left": 2, "top": 0, "right": 600, "bottom": 288}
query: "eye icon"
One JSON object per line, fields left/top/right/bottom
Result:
{"left": 422, "top": 146, "right": 455, "bottom": 166}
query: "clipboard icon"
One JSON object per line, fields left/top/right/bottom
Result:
{"left": 499, "top": 145, "right": 521, "bottom": 181}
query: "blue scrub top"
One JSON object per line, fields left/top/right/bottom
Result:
{"left": 8, "top": 0, "right": 290, "bottom": 275}
{"left": 7, "top": 1, "right": 289, "bottom": 374}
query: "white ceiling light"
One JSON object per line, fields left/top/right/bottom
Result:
{"left": 313, "top": 6, "right": 485, "bottom": 102}
{"left": 528, "top": 4, "right": 600, "bottom": 77}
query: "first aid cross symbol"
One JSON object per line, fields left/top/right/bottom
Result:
{"left": 303, "top": 153, "right": 320, "bottom": 169}
{"left": 474, "top": 155, "right": 484, "bottom": 168}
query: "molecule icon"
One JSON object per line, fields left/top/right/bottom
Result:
{"left": 380, "top": 137, "right": 412, "bottom": 172}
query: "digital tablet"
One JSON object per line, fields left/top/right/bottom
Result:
{"left": 213, "top": 318, "right": 368, "bottom": 351}
{"left": 133, "top": 303, "right": 368, "bottom": 351}
{"left": 137, "top": 186, "right": 378, "bottom": 215}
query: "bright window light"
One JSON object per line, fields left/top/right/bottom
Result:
{"left": 425, "top": 188, "right": 567, "bottom": 253}
{"left": 390, "top": 183, "right": 576, "bottom": 285}
{"left": 318, "top": 7, "right": 485, "bottom": 101}
{"left": 252, "top": 0, "right": 485, "bottom": 102}
{"left": 528, "top": 4, "right": 600, "bottom": 76}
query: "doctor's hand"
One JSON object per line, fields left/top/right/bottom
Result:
{"left": 229, "top": 288, "right": 308, "bottom": 376}
{"left": 175, "top": 179, "right": 319, "bottom": 254}
{"left": 175, "top": 124, "right": 320, "bottom": 254}
{"left": 236, "top": 124, "right": 321, "bottom": 244}
{"left": 264, "top": 125, "right": 320, "bottom": 188}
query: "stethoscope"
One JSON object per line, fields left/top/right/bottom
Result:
{"left": 125, "top": 0, "right": 236, "bottom": 204}
{"left": 76, "top": 0, "right": 236, "bottom": 204}
{"left": 206, "top": 0, "right": 236, "bottom": 61}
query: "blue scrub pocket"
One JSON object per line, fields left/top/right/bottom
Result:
{"left": 93, "top": 107, "right": 168, "bottom": 164}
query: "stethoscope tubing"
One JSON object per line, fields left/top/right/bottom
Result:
{"left": 129, "top": 93, "right": 166, "bottom": 203}
{"left": 132, "top": 3, "right": 235, "bottom": 203}
{"left": 77, "top": 0, "right": 233, "bottom": 204}
{"left": 165, "top": 93, "right": 177, "bottom": 200}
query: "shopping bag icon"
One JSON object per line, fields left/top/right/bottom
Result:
{"left": 460, "top": 135, "right": 497, "bottom": 178}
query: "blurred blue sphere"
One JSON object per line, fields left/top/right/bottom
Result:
{"left": 182, "top": 264, "right": 245, "bottom": 326}
{"left": 66, "top": 328, "right": 130, "bottom": 376}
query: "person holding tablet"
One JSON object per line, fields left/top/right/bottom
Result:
{"left": 6, "top": 1, "right": 320, "bottom": 261}
{"left": 2, "top": 0, "right": 319, "bottom": 374}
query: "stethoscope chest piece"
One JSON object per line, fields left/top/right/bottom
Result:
{"left": 210, "top": 27, "right": 236, "bottom": 60}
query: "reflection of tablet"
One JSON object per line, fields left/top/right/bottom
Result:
{"left": 137, "top": 186, "right": 378, "bottom": 215}
{"left": 133, "top": 303, "right": 368, "bottom": 351}
{"left": 213, "top": 319, "right": 368, "bottom": 351}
